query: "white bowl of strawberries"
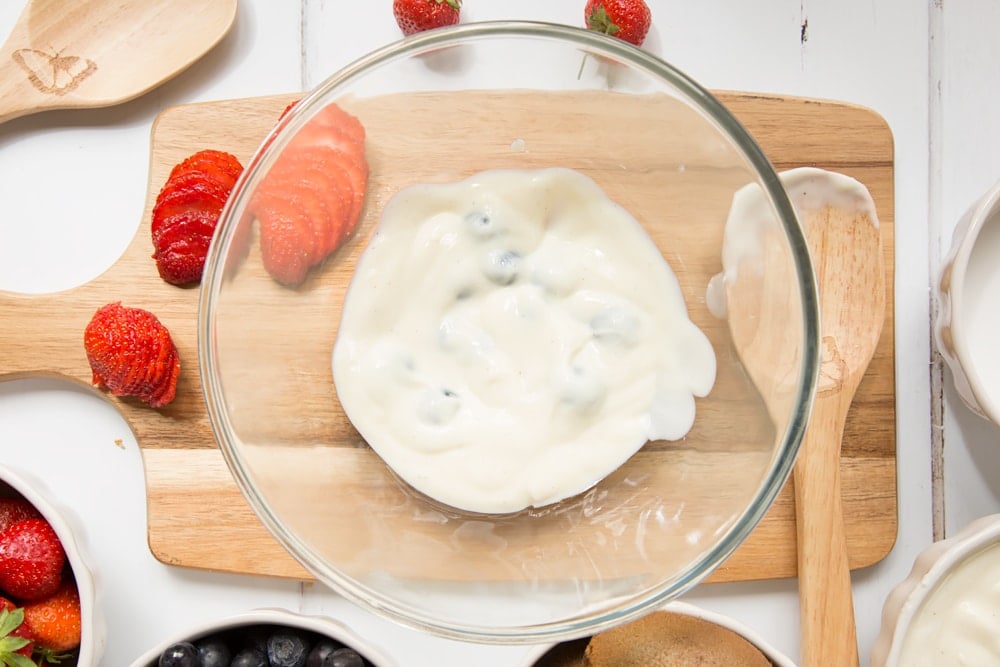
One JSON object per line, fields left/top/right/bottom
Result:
{"left": 0, "top": 463, "right": 103, "bottom": 666}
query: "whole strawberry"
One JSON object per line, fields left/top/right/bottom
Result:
{"left": 83, "top": 302, "right": 181, "bottom": 408}
{"left": 393, "top": 0, "right": 461, "bottom": 35}
{"left": 0, "top": 599, "right": 35, "bottom": 665}
{"left": 23, "top": 581, "right": 80, "bottom": 655}
{"left": 584, "top": 0, "right": 652, "bottom": 46}
{"left": 0, "top": 519, "right": 65, "bottom": 602}
{"left": 0, "top": 499, "right": 41, "bottom": 535}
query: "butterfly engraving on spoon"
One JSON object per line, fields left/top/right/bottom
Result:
{"left": 817, "top": 334, "right": 847, "bottom": 394}
{"left": 11, "top": 48, "right": 97, "bottom": 96}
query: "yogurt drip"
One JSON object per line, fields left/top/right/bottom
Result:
{"left": 333, "top": 167, "right": 716, "bottom": 514}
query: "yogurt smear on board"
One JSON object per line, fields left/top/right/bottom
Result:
{"left": 332, "top": 167, "right": 715, "bottom": 514}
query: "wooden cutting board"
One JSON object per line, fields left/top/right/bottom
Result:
{"left": 0, "top": 89, "right": 896, "bottom": 584}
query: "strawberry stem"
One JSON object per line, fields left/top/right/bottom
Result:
{"left": 586, "top": 5, "right": 621, "bottom": 36}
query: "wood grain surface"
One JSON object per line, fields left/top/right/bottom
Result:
{"left": 0, "top": 0, "right": 237, "bottom": 124}
{"left": 0, "top": 89, "right": 896, "bottom": 585}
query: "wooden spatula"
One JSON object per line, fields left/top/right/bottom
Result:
{"left": 0, "top": 0, "right": 237, "bottom": 124}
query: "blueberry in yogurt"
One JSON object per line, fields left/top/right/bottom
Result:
{"left": 590, "top": 304, "right": 640, "bottom": 346}
{"left": 464, "top": 208, "right": 500, "bottom": 239}
{"left": 418, "top": 387, "right": 461, "bottom": 425}
{"left": 482, "top": 249, "right": 521, "bottom": 286}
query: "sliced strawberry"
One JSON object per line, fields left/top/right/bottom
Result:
{"left": 265, "top": 155, "right": 346, "bottom": 253}
{"left": 271, "top": 189, "right": 332, "bottom": 265}
{"left": 154, "top": 237, "right": 214, "bottom": 286}
{"left": 152, "top": 208, "right": 219, "bottom": 247}
{"left": 259, "top": 192, "right": 318, "bottom": 265}
{"left": 168, "top": 149, "right": 244, "bottom": 184}
{"left": 151, "top": 150, "right": 243, "bottom": 287}
{"left": 152, "top": 174, "right": 229, "bottom": 219}
{"left": 309, "top": 103, "right": 366, "bottom": 147}
{"left": 278, "top": 99, "right": 301, "bottom": 121}
{"left": 257, "top": 201, "right": 316, "bottom": 286}
{"left": 84, "top": 302, "right": 181, "bottom": 407}
{"left": 252, "top": 102, "right": 368, "bottom": 285}
{"left": 326, "top": 154, "right": 368, "bottom": 235}
{"left": 146, "top": 350, "right": 181, "bottom": 407}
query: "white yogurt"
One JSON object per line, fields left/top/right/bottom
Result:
{"left": 706, "top": 167, "right": 880, "bottom": 319}
{"left": 898, "top": 542, "right": 1000, "bottom": 665}
{"left": 333, "top": 168, "right": 715, "bottom": 514}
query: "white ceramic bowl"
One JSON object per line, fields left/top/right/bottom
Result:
{"left": 129, "top": 607, "right": 396, "bottom": 667}
{"left": 519, "top": 600, "right": 796, "bottom": 666}
{"left": 935, "top": 180, "right": 1000, "bottom": 425}
{"left": 0, "top": 462, "right": 105, "bottom": 666}
{"left": 871, "top": 513, "right": 1000, "bottom": 666}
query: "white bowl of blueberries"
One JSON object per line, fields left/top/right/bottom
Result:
{"left": 129, "top": 608, "right": 394, "bottom": 667}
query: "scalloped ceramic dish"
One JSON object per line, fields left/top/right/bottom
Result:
{"left": 0, "top": 462, "right": 105, "bottom": 666}
{"left": 935, "top": 180, "right": 1000, "bottom": 426}
{"left": 519, "top": 600, "right": 796, "bottom": 667}
{"left": 129, "top": 608, "right": 395, "bottom": 667}
{"left": 871, "top": 513, "right": 1000, "bottom": 666}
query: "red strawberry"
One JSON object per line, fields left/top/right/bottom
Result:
{"left": 584, "top": 0, "right": 652, "bottom": 46}
{"left": 23, "top": 582, "right": 80, "bottom": 654}
{"left": 83, "top": 302, "right": 181, "bottom": 408}
{"left": 279, "top": 100, "right": 300, "bottom": 121}
{"left": 0, "top": 602, "right": 36, "bottom": 664}
{"left": 151, "top": 149, "right": 244, "bottom": 286}
{"left": 0, "top": 519, "right": 65, "bottom": 602}
{"left": 168, "top": 149, "right": 244, "bottom": 185}
{"left": 0, "top": 499, "right": 41, "bottom": 535}
{"left": 393, "top": 0, "right": 461, "bottom": 35}
{"left": 251, "top": 103, "right": 368, "bottom": 285}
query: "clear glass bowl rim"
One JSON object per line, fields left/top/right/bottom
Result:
{"left": 198, "top": 19, "right": 821, "bottom": 645}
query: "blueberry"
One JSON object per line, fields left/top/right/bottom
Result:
{"left": 195, "top": 635, "right": 231, "bottom": 667}
{"left": 306, "top": 639, "right": 342, "bottom": 667}
{"left": 230, "top": 647, "right": 268, "bottom": 667}
{"left": 158, "top": 642, "right": 199, "bottom": 667}
{"left": 306, "top": 640, "right": 366, "bottom": 667}
{"left": 327, "top": 647, "right": 366, "bottom": 667}
{"left": 560, "top": 363, "right": 606, "bottom": 409}
{"left": 464, "top": 209, "right": 499, "bottom": 239}
{"left": 417, "top": 387, "right": 461, "bottom": 426}
{"left": 590, "top": 306, "right": 639, "bottom": 346}
{"left": 267, "top": 630, "right": 311, "bottom": 667}
{"left": 482, "top": 249, "right": 521, "bottom": 286}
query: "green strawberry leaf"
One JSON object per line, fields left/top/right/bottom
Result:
{"left": 0, "top": 609, "right": 23, "bottom": 639}
{"left": 0, "top": 653, "right": 37, "bottom": 667}
{"left": 438, "top": 0, "right": 461, "bottom": 9}
{"left": 587, "top": 5, "right": 621, "bottom": 36}
{"left": 0, "top": 608, "right": 37, "bottom": 667}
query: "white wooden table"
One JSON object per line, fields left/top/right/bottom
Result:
{"left": 0, "top": 1, "right": 991, "bottom": 664}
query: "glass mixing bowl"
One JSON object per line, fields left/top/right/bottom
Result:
{"left": 199, "top": 21, "right": 819, "bottom": 644}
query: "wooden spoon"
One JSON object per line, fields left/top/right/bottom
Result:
{"left": 791, "top": 169, "right": 884, "bottom": 667}
{"left": 720, "top": 167, "right": 884, "bottom": 667}
{"left": 0, "top": 0, "right": 238, "bottom": 124}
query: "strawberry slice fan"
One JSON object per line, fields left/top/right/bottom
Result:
{"left": 251, "top": 103, "right": 369, "bottom": 287}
